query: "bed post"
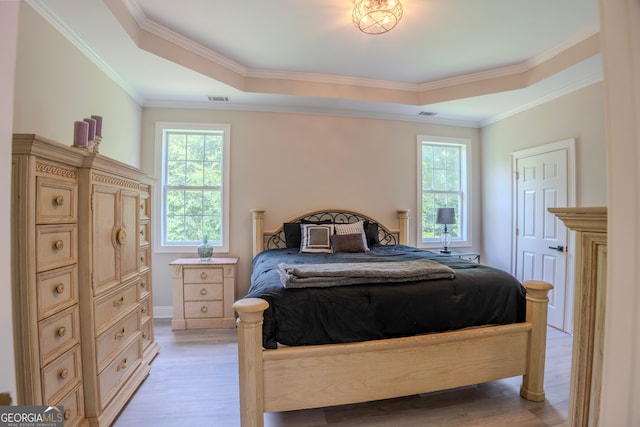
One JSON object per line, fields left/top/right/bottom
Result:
{"left": 233, "top": 298, "right": 269, "bottom": 427}
{"left": 397, "top": 209, "right": 410, "bottom": 245}
{"left": 251, "top": 209, "right": 265, "bottom": 258}
{"left": 520, "top": 280, "right": 554, "bottom": 402}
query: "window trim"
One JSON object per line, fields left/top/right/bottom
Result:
{"left": 154, "top": 122, "right": 231, "bottom": 254}
{"left": 416, "top": 135, "right": 472, "bottom": 249}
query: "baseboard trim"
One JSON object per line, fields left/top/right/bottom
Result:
{"left": 153, "top": 305, "right": 173, "bottom": 319}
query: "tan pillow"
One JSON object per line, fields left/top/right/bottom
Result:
{"left": 334, "top": 220, "right": 369, "bottom": 251}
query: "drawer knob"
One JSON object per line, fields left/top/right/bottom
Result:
{"left": 64, "top": 409, "right": 71, "bottom": 420}
{"left": 53, "top": 240, "right": 64, "bottom": 250}
{"left": 200, "top": 272, "right": 208, "bottom": 280}
{"left": 54, "top": 195, "right": 64, "bottom": 206}
{"left": 57, "top": 327, "right": 66, "bottom": 337}
{"left": 116, "top": 228, "right": 127, "bottom": 245}
{"left": 142, "top": 332, "right": 148, "bottom": 339}
{"left": 140, "top": 229, "right": 144, "bottom": 236}
{"left": 140, "top": 281, "right": 146, "bottom": 289}
{"left": 141, "top": 306, "right": 147, "bottom": 314}
{"left": 116, "top": 358, "right": 128, "bottom": 372}
{"left": 59, "top": 368, "right": 68, "bottom": 379}
{"left": 200, "top": 288, "right": 208, "bottom": 296}
{"left": 115, "top": 328, "right": 125, "bottom": 339}
{"left": 55, "top": 283, "right": 65, "bottom": 294}
{"left": 201, "top": 305, "right": 208, "bottom": 313}
{"left": 113, "top": 296, "right": 125, "bottom": 307}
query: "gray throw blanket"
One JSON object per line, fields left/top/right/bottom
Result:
{"left": 277, "top": 259, "right": 455, "bottom": 288}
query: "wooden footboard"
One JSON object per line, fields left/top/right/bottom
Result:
{"left": 233, "top": 280, "right": 553, "bottom": 427}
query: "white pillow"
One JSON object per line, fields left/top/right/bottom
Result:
{"left": 334, "top": 221, "right": 369, "bottom": 251}
{"left": 300, "top": 223, "right": 334, "bottom": 253}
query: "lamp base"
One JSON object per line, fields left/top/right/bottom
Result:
{"left": 440, "top": 249, "right": 451, "bottom": 254}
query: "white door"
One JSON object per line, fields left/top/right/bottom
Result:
{"left": 513, "top": 141, "right": 574, "bottom": 332}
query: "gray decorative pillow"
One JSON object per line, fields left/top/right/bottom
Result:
{"left": 300, "top": 223, "right": 334, "bottom": 253}
{"left": 331, "top": 233, "right": 366, "bottom": 253}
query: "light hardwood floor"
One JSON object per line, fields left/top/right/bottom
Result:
{"left": 113, "top": 319, "right": 572, "bottom": 427}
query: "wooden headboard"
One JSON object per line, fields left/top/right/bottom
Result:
{"left": 251, "top": 208, "right": 410, "bottom": 258}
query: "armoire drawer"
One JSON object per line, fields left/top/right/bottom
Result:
{"left": 98, "top": 336, "right": 142, "bottom": 407}
{"left": 138, "top": 270, "right": 151, "bottom": 298}
{"left": 36, "top": 176, "right": 77, "bottom": 224}
{"left": 38, "top": 305, "right": 80, "bottom": 366}
{"left": 94, "top": 281, "right": 139, "bottom": 335}
{"left": 36, "top": 224, "right": 77, "bottom": 272}
{"left": 139, "top": 246, "right": 150, "bottom": 270}
{"left": 139, "top": 295, "right": 152, "bottom": 320}
{"left": 41, "top": 345, "right": 82, "bottom": 404}
{"left": 58, "top": 383, "right": 85, "bottom": 427}
{"left": 37, "top": 265, "right": 77, "bottom": 320}
{"left": 96, "top": 308, "right": 140, "bottom": 373}
{"left": 139, "top": 222, "right": 150, "bottom": 246}
{"left": 140, "top": 318, "right": 152, "bottom": 351}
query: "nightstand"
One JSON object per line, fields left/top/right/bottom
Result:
{"left": 448, "top": 251, "right": 481, "bottom": 263}
{"left": 170, "top": 257, "right": 238, "bottom": 330}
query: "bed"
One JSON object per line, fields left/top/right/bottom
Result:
{"left": 233, "top": 209, "right": 553, "bottom": 427}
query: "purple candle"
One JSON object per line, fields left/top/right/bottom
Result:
{"left": 91, "top": 115, "right": 102, "bottom": 137}
{"left": 84, "top": 118, "right": 96, "bottom": 141}
{"left": 73, "top": 121, "right": 89, "bottom": 147}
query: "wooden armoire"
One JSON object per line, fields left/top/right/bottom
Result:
{"left": 11, "top": 134, "right": 159, "bottom": 427}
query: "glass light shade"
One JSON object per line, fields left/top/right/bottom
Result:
{"left": 352, "top": 0, "right": 403, "bottom": 35}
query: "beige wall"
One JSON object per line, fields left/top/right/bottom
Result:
{"left": 12, "top": 4, "right": 141, "bottom": 166}
{"left": 1, "top": 0, "right": 20, "bottom": 401}
{"left": 599, "top": 0, "right": 640, "bottom": 423}
{"left": 480, "top": 82, "right": 607, "bottom": 272}
{"left": 141, "top": 108, "right": 482, "bottom": 307}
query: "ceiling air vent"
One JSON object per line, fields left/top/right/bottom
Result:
{"left": 418, "top": 111, "right": 437, "bottom": 116}
{"left": 208, "top": 96, "right": 229, "bottom": 102}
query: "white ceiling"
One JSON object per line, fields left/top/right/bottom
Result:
{"left": 29, "top": 0, "right": 602, "bottom": 127}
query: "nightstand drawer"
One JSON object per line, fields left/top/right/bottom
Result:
{"left": 36, "top": 224, "right": 77, "bottom": 272}
{"left": 39, "top": 306, "right": 80, "bottom": 366}
{"left": 184, "top": 267, "right": 223, "bottom": 284}
{"left": 184, "top": 283, "right": 223, "bottom": 301}
{"left": 184, "top": 300, "right": 223, "bottom": 319}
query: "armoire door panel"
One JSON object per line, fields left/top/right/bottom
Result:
{"left": 119, "top": 190, "right": 139, "bottom": 283}
{"left": 93, "top": 186, "right": 119, "bottom": 294}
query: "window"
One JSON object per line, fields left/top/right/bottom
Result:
{"left": 155, "top": 123, "right": 230, "bottom": 253}
{"left": 417, "top": 136, "right": 470, "bottom": 248}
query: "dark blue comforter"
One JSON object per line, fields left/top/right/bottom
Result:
{"left": 246, "top": 245, "right": 526, "bottom": 349}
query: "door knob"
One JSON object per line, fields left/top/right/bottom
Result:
{"left": 548, "top": 245, "right": 565, "bottom": 252}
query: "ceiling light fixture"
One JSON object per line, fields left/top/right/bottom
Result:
{"left": 352, "top": 0, "right": 403, "bottom": 35}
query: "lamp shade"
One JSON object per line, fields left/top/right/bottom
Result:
{"left": 436, "top": 208, "right": 455, "bottom": 225}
